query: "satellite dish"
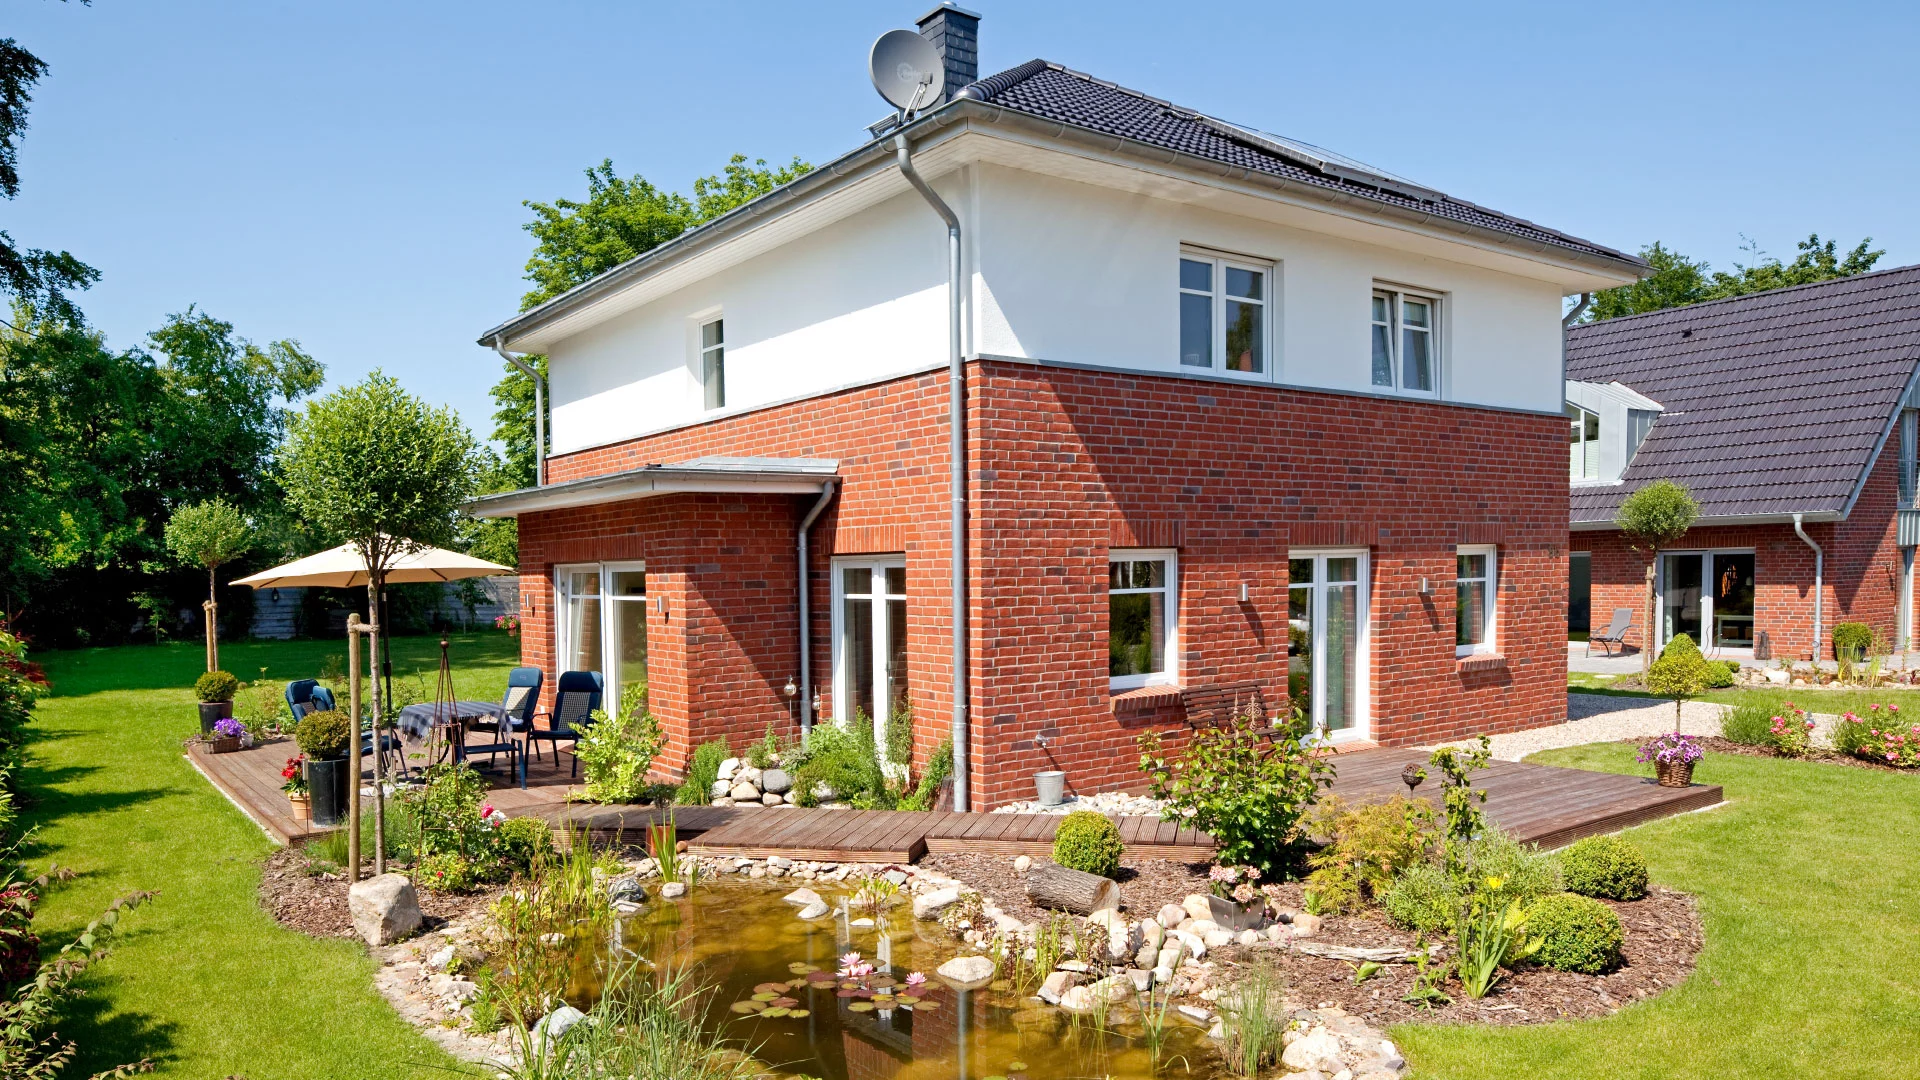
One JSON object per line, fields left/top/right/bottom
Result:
{"left": 869, "top": 29, "right": 943, "bottom": 113}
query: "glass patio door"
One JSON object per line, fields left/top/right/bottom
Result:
{"left": 1288, "top": 551, "right": 1367, "bottom": 741}
{"left": 1661, "top": 554, "right": 1704, "bottom": 646}
{"left": 556, "top": 563, "right": 647, "bottom": 711}
{"left": 834, "top": 558, "right": 907, "bottom": 754}
{"left": 1661, "top": 551, "right": 1755, "bottom": 652}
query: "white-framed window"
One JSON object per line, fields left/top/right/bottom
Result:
{"left": 1109, "top": 549, "right": 1178, "bottom": 689}
{"left": 1455, "top": 545, "right": 1498, "bottom": 657}
{"left": 831, "top": 557, "right": 907, "bottom": 754}
{"left": 1179, "top": 250, "right": 1270, "bottom": 376}
{"left": 1371, "top": 287, "right": 1440, "bottom": 395}
{"left": 700, "top": 317, "right": 725, "bottom": 410}
{"left": 1567, "top": 404, "right": 1601, "bottom": 481}
{"left": 1900, "top": 408, "right": 1918, "bottom": 507}
{"left": 1288, "top": 550, "right": 1369, "bottom": 741}
{"left": 554, "top": 562, "right": 649, "bottom": 708}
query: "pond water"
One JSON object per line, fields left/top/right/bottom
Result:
{"left": 582, "top": 881, "right": 1232, "bottom": 1080}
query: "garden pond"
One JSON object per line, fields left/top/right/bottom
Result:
{"left": 569, "top": 881, "right": 1231, "bottom": 1080}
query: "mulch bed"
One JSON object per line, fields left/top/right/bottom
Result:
{"left": 924, "top": 852, "right": 1704, "bottom": 1028}
{"left": 1694, "top": 737, "right": 1914, "bottom": 774}
{"left": 258, "top": 847, "right": 500, "bottom": 940}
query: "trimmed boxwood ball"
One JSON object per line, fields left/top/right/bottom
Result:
{"left": 1528, "top": 893, "right": 1625, "bottom": 974}
{"left": 1560, "top": 834, "right": 1649, "bottom": 901}
{"left": 194, "top": 670, "right": 239, "bottom": 703}
{"left": 1052, "top": 810, "right": 1124, "bottom": 878}
{"left": 294, "top": 709, "right": 353, "bottom": 760}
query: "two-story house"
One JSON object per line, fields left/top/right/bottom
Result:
{"left": 1567, "top": 265, "right": 1920, "bottom": 663}
{"left": 467, "top": 7, "right": 1646, "bottom": 808}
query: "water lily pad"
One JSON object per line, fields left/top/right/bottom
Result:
{"left": 751, "top": 993, "right": 779, "bottom": 1002}
{"left": 912, "top": 999, "right": 939, "bottom": 1011}
{"left": 839, "top": 980, "right": 859, "bottom": 990}
{"left": 788, "top": 962, "right": 819, "bottom": 974}
{"left": 894, "top": 994, "right": 921, "bottom": 1005}
{"left": 847, "top": 1001, "right": 876, "bottom": 1013}
{"left": 1009, "top": 1063, "right": 1027, "bottom": 1072}
{"left": 728, "top": 1001, "right": 763, "bottom": 1014}
{"left": 788, "top": 1008, "right": 810, "bottom": 1018}
{"left": 868, "top": 975, "right": 896, "bottom": 988}
{"left": 771, "top": 996, "right": 799, "bottom": 1008}
{"left": 835, "top": 989, "right": 858, "bottom": 998}
{"left": 761, "top": 1007, "right": 791, "bottom": 1018}
{"left": 805, "top": 971, "right": 837, "bottom": 984}
{"left": 754, "top": 982, "right": 788, "bottom": 994}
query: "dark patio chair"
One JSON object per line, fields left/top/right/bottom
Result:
{"left": 284, "top": 680, "right": 408, "bottom": 780}
{"left": 456, "top": 667, "right": 541, "bottom": 789}
{"left": 1587, "top": 608, "right": 1637, "bottom": 658}
{"left": 527, "top": 670, "right": 602, "bottom": 778}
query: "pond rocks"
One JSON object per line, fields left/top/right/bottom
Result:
{"left": 761, "top": 792, "right": 784, "bottom": 806}
{"left": 717, "top": 757, "right": 741, "bottom": 781}
{"left": 730, "top": 781, "right": 761, "bottom": 802}
{"left": 935, "top": 954, "right": 996, "bottom": 989}
{"left": 605, "top": 876, "right": 647, "bottom": 906}
{"left": 781, "top": 886, "right": 824, "bottom": 907}
{"left": 760, "top": 768, "right": 792, "bottom": 794}
{"left": 349, "top": 873, "right": 421, "bottom": 947}
{"left": 795, "top": 900, "right": 829, "bottom": 920}
{"left": 1291, "top": 912, "right": 1323, "bottom": 938}
{"left": 1182, "top": 893, "right": 1215, "bottom": 923}
{"left": 661, "top": 881, "right": 687, "bottom": 899}
{"left": 1158, "top": 902, "right": 1188, "bottom": 929}
{"left": 532, "top": 1004, "right": 587, "bottom": 1049}
{"left": 1013, "top": 854, "right": 1032, "bottom": 873}
{"left": 1281, "top": 1029, "right": 1345, "bottom": 1073}
{"left": 914, "top": 887, "right": 962, "bottom": 920}
{"left": 1037, "top": 969, "right": 1081, "bottom": 1003}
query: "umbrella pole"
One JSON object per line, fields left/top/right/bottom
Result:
{"left": 346, "top": 613, "right": 363, "bottom": 882}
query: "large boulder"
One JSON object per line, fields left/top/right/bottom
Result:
{"left": 717, "top": 757, "right": 741, "bottom": 781}
{"left": 533, "top": 1004, "right": 587, "bottom": 1050}
{"left": 760, "top": 768, "right": 792, "bottom": 795}
{"left": 349, "top": 873, "right": 421, "bottom": 946}
{"left": 914, "top": 887, "right": 963, "bottom": 920}
{"left": 729, "top": 781, "right": 760, "bottom": 802}
{"left": 1282, "top": 1029, "right": 1346, "bottom": 1073}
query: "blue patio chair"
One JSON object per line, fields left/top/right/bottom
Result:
{"left": 284, "top": 680, "right": 408, "bottom": 779}
{"left": 455, "top": 667, "right": 541, "bottom": 789}
{"left": 527, "top": 670, "right": 602, "bottom": 778}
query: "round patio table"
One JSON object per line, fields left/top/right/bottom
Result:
{"left": 396, "top": 700, "right": 511, "bottom": 766}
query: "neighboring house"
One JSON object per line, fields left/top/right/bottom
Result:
{"left": 466, "top": 7, "right": 1645, "bottom": 807}
{"left": 1567, "top": 265, "right": 1920, "bottom": 662}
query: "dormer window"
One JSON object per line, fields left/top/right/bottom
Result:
{"left": 1568, "top": 404, "right": 1600, "bottom": 481}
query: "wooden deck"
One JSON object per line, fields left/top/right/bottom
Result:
{"left": 189, "top": 736, "right": 1719, "bottom": 858}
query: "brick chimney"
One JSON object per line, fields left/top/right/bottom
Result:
{"left": 916, "top": 4, "right": 980, "bottom": 102}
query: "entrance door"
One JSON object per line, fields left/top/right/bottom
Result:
{"left": 1568, "top": 552, "right": 1592, "bottom": 639}
{"left": 1661, "top": 554, "right": 1704, "bottom": 645}
{"left": 833, "top": 558, "right": 907, "bottom": 758}
{"left": 1710, "top": 553, "right": 1755, "bottom": 650}
{"left": 1287, "top": 551, "right": 1368, "bottom": 742}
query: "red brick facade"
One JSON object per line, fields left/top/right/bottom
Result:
{"left": 1572, "top": 443, "right": 1908, "bottom": 661}
{"left": 514, "top": 361, "right": 1571, "bottom": 807}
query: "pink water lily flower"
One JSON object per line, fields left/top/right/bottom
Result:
{"left": 905, "top": 972, "right": 927, "bottom": 989}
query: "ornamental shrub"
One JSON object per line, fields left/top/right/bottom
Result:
{"left": 1138, "top": 704, "right": 1334, "bottom": 878}
{"left": 293, "top": 709, "right": 352, "bottom": 759}
{"left": 1466, "top": 827, "right": 1562, "bottom": 907}
{"left": 1527, "top": 893, "right": 1624, "bottom": 974}
{"left": 1052, "top": 810, "right": 1124, "bottom": 878}
{"left": 1560, "top": 834, "right": 1649, "bottom": 900}
{"left": 495, "top": 817, "right": 556, "bottom": 875}
{"left": 1703, "top": 659, "right": 1738, "bottom": 689}
{"left": 1647, "top": 634, "right": 1712, "bottom": 728}
{"left": 1381, "top": 862, "right": 1457, "bottom": 934}
{"left": 575, "top": 697, "right": 665, "bottom": 804}
{"left": 406, "top": 762, "right": 493, "bottom": 859}
{"left": 679, "top": 739, "right": 730, "bottom": 804}
{"left": 1721, "top": 701, "right": 1775, "bottom": 746}
{"left": 1303, "top": 795, "right": 1437, "bottom": 914}
{"left": 1831, "top": 621, "right": 1873, "bottom": 661}
{"left": 416, "top": 852, "right": 477, "bottom": 894}
{"left": 194, "top": 670, "right": 239, "bottom": 702}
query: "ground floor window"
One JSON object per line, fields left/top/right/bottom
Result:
{"left": 1456, "top": 545, "right": 1498, "bottom": 656}
{"left": 1288, "top": 550, "right": 1368, "bottom": 740}
{"left": 1660, "top": 550, "right": 1754, "bottom": 651}
{"left": 1109, "top": 549, "right": 1178, "bottom": 689}
{"left": 555, "top": 562, "right": 648, "bottom": 708}
{"left": 832, "top": 557, "right": 907, "bottom": 751}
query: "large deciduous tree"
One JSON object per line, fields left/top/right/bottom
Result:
{"left": 0, "top": 35, "right": 98, "bottom": 322}
{"left": 1586, "top": 235, "right": 1883, "bottom": 322}
{"left": 477, "top": 155, "right": 812, "bottom": 566}
{"left": 163, "top": 499, "right": 251, "bottom": 671}
{"left": 1615, "top": 480, "right": 1700, "bottom": 675}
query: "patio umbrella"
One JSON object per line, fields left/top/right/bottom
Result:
{"left": 232, "top": 537, "right": 512, "bottom": 704}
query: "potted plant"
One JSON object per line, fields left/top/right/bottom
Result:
{"left": 208, "top": 716, "right": 246, "bottom": 754}
{"left": 281, "top": 754, "right": 311, "bottom": 819}
{"left": 1636, "top": 732, "right": 1703, "bottom": 787}
{"left": 295, "top": 709, "right": 353, "bottom": 827}
{"left": 195, "top": 670, "right": 239, "bottom": 734}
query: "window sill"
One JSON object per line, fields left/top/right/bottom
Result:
{"left": 1112, "top": 683, "right": 1184, "bottom": 716}
{"left": 1457, "top": 654, "right": 1508, "bottom": 674}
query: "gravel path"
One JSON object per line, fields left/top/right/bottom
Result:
{"left": 1441, "top": 694, "right": 1730, "bottom": 761}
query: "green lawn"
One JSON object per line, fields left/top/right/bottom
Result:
{"left": 22, "top": 634, "right": 519, "bottom": 1078}
{"left": 1395, "top": 742, "right": 1920, "bottom": 1080}
{"left": 1568, "top": 675, "right": 1920, "bottom": 715}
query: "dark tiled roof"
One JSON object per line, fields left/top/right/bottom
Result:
{"left": 1566, "top": 265, "right": 1920, "bottom": 524}
{"left": 959, "top": 61, "right": 1638, "bottom": 265}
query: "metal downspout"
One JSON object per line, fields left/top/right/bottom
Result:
{"left": 796, "top": 481, "right": 837, "bottom": 735}
{"left": 492, "top": 336, "right": 547, "bottom": 486}
{"left": 1562, "top": 292, "right": 1593, "bottom": 329}
{"left": 895, "top": 132, "right": 970, "bottom": 812}
{"left": 1793, "top": 513, "right": 1825, "bottom": 660}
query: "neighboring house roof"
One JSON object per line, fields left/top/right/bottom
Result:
{"left": 481, "top": 60, "right": 1645, "bottom": 350}
{"left": 1566, "top": 264, "right": 1920, "bottom": 527}
{"left": 960, "top": 60, "right": 1637, "bottom": 265}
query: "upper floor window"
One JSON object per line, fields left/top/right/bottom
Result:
{"left": 1110, "top": 550, "right": 1177, "bottom": 688}
{"left": 1455, "top": 545, "right": 1497, "bottom": 657}
{"left": 1568, "top": 404, "right": 1600, "bottom": 481}
{"left": 1179, "top": 252, "right": 1268, "bottom": 376}
{"left": 1371, "top": 288, "right": 1439, "bottom": 395}
{"left": 700, "top": 317, "right": 725, "bottom": 410}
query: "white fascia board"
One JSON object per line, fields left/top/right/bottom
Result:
{"left": 464, "top": 465, "right": 836, "bottom": 520}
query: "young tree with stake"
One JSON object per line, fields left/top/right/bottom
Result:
{"left": 1614, "top": 480, "right": 1700, "bottom": 676}
{"left": 163, "top": 499, "right": 251, "bottom": 672}
{"left": 279, "top": 372, "right": 479, "bottom": 874}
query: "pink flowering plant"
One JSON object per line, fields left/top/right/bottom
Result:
{"left": 1840, "top": 704, "right": 1920, "bottom": 768}
{"left": 1636, "top": 732, "right": 1703, "bottom": 767}
{"left": 1768, "top": 702, "right": 1816, "bottom": 758}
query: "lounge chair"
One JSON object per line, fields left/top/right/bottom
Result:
{"left": 526, "top": 670, "right": 602, "bottom": 778}
{"left": 1587, "top": 607, "right": 1637, "bottom": 658}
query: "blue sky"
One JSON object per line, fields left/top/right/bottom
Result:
{"left": 11, "top": 1, "right": 1916, "bottom": 440}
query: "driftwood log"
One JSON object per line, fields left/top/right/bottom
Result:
{"left": 1292, "top": 942, "right": 1434, "bottom": 963}
{"left": 1025, "top": 862, "right": 1119, "bottom": 915}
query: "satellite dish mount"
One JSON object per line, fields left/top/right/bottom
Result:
{"left": 869, "top": 29, "right": 944, "bottom": 124}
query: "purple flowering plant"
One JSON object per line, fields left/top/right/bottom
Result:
{"left": 212, "top": 717, "right": 245, "bottom": 740}
{"left": 1636, "top": 731, "right": 1703, "bottom": 766}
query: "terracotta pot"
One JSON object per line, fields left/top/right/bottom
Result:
{"left": 210, "top": 735, "right": 242, "bottom": 755}
{"left": 287, "top": 793, "right": 311, "bottom": 819}
{"left": 1656, "top": 759, "right": 1695, "bottom": 788}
